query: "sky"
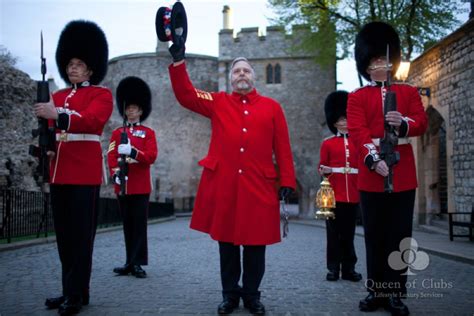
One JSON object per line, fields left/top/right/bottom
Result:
{"left": 1, "top": 0, "right": 471, "bottom": 91}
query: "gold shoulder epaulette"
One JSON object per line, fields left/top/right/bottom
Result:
{"left": 108, "top": 140, "right": 116, "bottom": 153}
{"left": 195, "top": 88, "right": 213, "bottom": 101}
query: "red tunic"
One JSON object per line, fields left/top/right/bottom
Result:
{"left": 50, "top": 85, "right": 113, "bottom": 185}
{"left": 347, "top": 83, "right": 427, "bottom": 192}
{"left": 318, "top": 134, "right": 359, "bottom": 203}
{"left": 169, "top": 62, "right": 296, "bottom": 245}
{"left": 107, "top": 124, "right": 158, "bottom": 195}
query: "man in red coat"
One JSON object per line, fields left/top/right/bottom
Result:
{"left": 33, "top": 20, "right": 112, "bottom": 315}
{"left": 107, "top": 76, "right": 158, "bottom": 278}
{"left": 168, "top": 39, "right": 296, "bottom": 314}
{"left": 347, "top": 22, "right": 427, "bottom": 316}
{"left": 318, "top": 91, "right": 362, "bottom": 283}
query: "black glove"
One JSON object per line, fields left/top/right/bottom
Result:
{"left": 279, "top": 186, "right": 294, "bottom": 201}
{"left": 169, "top": 36, "right": 186, "bottom": 62}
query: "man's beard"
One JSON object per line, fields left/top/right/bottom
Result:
{"left": 234, "top": 79, "right": 254, "bottom": 91}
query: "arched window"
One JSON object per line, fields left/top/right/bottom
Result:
{"left": 266, "top": 64, "right": 273, "bottom": 84}
{"left": 274, "top": 63, "right": 281, "bottom": 84}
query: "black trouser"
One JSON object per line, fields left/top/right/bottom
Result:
{"left": 325, "top": 202, "right": 359, "bottom": 273}
{"left": 360, "top": 190, "right": 415, "bottom": 297}
{"left": 118, "top": 194, "right": 149, "bottom": 266}
{"left": 50, "top": 184, "right": 100, "bottom": 299}
{"left": 218, "top": 242, "right": 266, "bottom": 303}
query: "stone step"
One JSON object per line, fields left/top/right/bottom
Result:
{"left": 417, "top": 224, "right": 449, "bottom": 236}
{"left": 430, "top": 216, "right": 450, "bottom": 230}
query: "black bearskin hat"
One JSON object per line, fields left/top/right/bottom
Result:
{"left": 355, "top": 21, "right": 401, "bottom": 82}
{"left": 324, "top": 91, "right": 348, "bottom": 135}
{"left": 156, "top": 1, "right": 188, "bottom": 45}
{"left": 116, "top": 76, "right": 152, "bottom": 122}
{"left": 56, "top": 20, "right": 109, "bottom": 85}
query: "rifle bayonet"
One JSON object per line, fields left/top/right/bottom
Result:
{"left": 41, "top": 31, "right": 47, "bottom": 82}
{"left": 29, "top": 32, "right": 54, "bottom": 187}
{"left": 386, "top": 44, "right": 391, "bottom": 87}
{"left": 380, "top": 44, "right": 400, "bottom": 192}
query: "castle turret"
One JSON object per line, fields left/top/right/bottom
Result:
{"left": 222, "top": 5, "right": 233, "bottom": 30}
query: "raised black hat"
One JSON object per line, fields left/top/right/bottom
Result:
{"left": 55, "top": 20, "right": 108, "bottom": 85}
{"left": 116, "top": 76, "right": 152, "bottom": 122}
{"left": 155, "top": 1, "right": 188, "bottom": 45}
{"left": 355, "top": 21, "right": 401, "bottom": 82}
{"left": 324, "top": 91, "right": 348, "bottom": 135}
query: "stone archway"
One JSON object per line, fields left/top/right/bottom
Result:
{"left": 421, "top": 105, "right": 448, "bottom": 224}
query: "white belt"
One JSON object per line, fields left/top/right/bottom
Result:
{"left": 331, "top": 167, "right": 358, "bottom": 174}
{"left": 56, "top": 133, "right": 100, "bottom": 142}
{"left": 372, "top": 138, "right": 410, "bottom": 146}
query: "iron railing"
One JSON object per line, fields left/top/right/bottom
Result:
{"left": 0, "top": 188, "right": 175, "bottom": 243}
{"left": 0, "top": 189, "right": 52, "bottom": 243}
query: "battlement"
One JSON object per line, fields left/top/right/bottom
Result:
{"left": 219, "top": 24, "right": 315, "bottom": 60}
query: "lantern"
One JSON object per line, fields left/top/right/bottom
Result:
{"left": 315, "top": 177, "right": 336, "bottom": 220}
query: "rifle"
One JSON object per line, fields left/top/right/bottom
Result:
{"left": 29, "top": 32, "right": 55, "bottom": 189}
{"left": 117, "top": 102, "right": 128, "bottom": 195}
{"left": 379, "top": 44, "right": 400, "bottom": 193}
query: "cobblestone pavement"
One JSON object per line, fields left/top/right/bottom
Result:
{"left": 1, "top": 218, "right": 473, "bottom": 315}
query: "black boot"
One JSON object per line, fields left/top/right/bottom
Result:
{"left": 341, "top": 269, "right": 362, "bottom": 282}
{"left": 131, "top": 265, "right": 147, "bottom": 278}
{"left": 217, "top": 298, "right": 239, "bottom": 314}
{"left": 45, "top": 296, "right": 65, "bottom": 309}
{"left": 385, "top": 296, "right": 410, "bottom": 315}
{"left": 113, "top": 264, "right": 132, "bottom": 275}
{"left": 359, "top": 293, "right": 386, "bottom": 311}
{"left": 244, "top": 299, "right": 265, "bottom": 314}
{"left": 326, "top": 270, "right": 339, "bottom": 281}
{"left": 58, "top": 295, "right": 82, "bottom": 315}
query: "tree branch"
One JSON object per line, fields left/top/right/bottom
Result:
{"left": 405, "top": 0, "right": 418, "bottom": 60}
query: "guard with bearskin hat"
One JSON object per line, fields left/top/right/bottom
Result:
{"left": 318, "top": 90, "right": 362, "bottom": 283}
{"left": 107, "top": 76, "right": 158, "bottom": 279}
{"left": 33, "top": 20, "right": 113, "bottom": 315}
{"left": 346, "top": 22, "right": 427, "bottom": 315}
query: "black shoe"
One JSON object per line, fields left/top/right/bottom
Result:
{"left": 45, "top": 296, "right": 65, "bottom": 309}
{"left": 113, "top": 264, "right": 131, "bottom": 275}
{"left": 359, "top": 293, "right": 385, "bottom": 312}
{"left": 217, "top": 299, "right": 239, "bottom": 314}
{"left": 385, "top": 297, "right": 410, "bottom": 316}
{"left": 131, "top": 265, "right": 147, "bottom": 278}
{"left": 46, "top": 293, "right": 88, "bottom": 309}
{"left": 58, "top": 296, "right": 82, "bottom": 315}
{"left": 244, "top": 299, "right": 265, "bottom": 314}
{"left": 341, "top": 270, "right": 362, "bottom": 282}
{"left": 326, "top": 270, "right": 339, "bottom": 281}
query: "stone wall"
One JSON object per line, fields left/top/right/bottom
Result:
{"left": 101, "top": 52, "right": 217, "bottom": 201}
{"left": 0, "top": 59, "right": 40, "bottom": 190}
{"left": 1, "top": 24, "right": 336, "bottom": 218}
{"left": 219, "top": 25, "right": 336, "bottom": 216}
{"left": 409, "top": 18, "right": 473, "bottom": 215}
